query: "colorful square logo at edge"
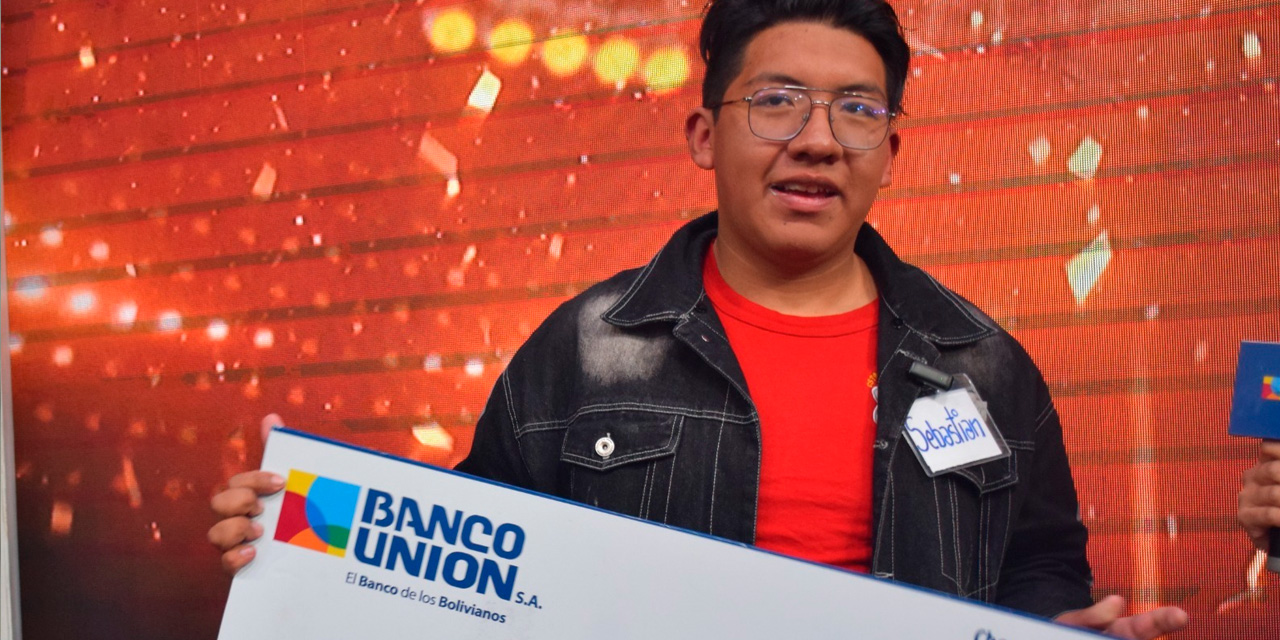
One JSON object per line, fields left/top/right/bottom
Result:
{"left": 1264, "top": 376, "right": 1280, "bottom": 401}
{"left": 274, "top": 470, "right": 361, "bottom": 557}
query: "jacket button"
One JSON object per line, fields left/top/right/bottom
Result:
{"left": 594, "top": 435, "right": 615, "bottom": 458}
{"left": 871, "top": 385, "right": 879, "bottom": 402}
{"left": 872, "top": 406, "right": 878, "bottom": 424}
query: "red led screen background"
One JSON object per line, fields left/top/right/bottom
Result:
{"left": 3, "top": 1, "right": 1278, "bottom": 638}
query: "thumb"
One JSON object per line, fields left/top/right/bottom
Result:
{"left": 261, "top": 413, "right": 283, "bottom": 445}
{"left": 1056, "top": 595, "right": 1127, "bottom": 630}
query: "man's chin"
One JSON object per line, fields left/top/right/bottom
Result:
{"left": 755, "top": 236, "right": 856, "bottom": 272}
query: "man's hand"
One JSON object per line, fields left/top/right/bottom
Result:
{"left": 207, "top": 470, "right": 285, "bottom": 575}
{"left": 208, "top": 413, "right": 285, "bottom": 576}
{"left": 1054, "top": 595, "right": 1188, "bottom": 639}
{"left": 1238, "top": 440, "right": 1280, "bottom": 552}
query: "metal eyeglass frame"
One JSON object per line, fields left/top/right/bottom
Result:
{"left": 717, "top": 85, "right": 897, "bottom": 151}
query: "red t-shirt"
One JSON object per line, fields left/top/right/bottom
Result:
{"left": 703, "top": 250, "right": 878, "bottom": 572}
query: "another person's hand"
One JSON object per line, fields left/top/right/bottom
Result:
{"left": 1054, "top": 595, "right": 1188, "bottom": 639}
{"left": 1238, "top": 439, "right": 1280, "bottom": 552}
{"left": 207, "top": 470, "right": 285, "bottom": 575}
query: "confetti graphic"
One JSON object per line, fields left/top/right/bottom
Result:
{"left": 1065, "top": 230, "right": 1113, "bottom": 304}
{"left": 2, "top": 1, "right": 1278, "bottom": 638}
{"left": 1067, "top": 135, "right": 1104, "bottom": 181}
{"left": 465, "top": 68, "right": 503, "bottom": 116}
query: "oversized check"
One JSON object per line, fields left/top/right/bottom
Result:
{"left": 219, "top": 428, "right": 1101, "bottom": 639}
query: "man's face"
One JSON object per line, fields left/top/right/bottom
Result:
{"left": 687, "top": 21, "right": 898, "bottom": 271}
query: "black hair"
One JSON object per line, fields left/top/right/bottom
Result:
{"left": 699, "top": 0, "right": 910, "bottom": 116}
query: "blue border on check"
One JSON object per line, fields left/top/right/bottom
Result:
{"left": 269, "top": 425, "right": 1106, "bottom": 638}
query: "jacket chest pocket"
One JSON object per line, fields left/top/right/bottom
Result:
{"left": 558, "top": 410, "right": 683, "bottom": 522}
{"left": 935, "top": 447, "right": 1020, "bottom": 600}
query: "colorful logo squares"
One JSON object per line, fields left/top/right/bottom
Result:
{"left": 274, "top": 470, "right": 360, "bottom": 557}
{"left": 1264, "top": 376, "right": 1280, "bottom": 401}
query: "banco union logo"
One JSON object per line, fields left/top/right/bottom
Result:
{"left": 274, "top": 470, "right": 361, "bottom": 557}
{"left": 1264, "top": 375, "right": 1280, "bottom": 401}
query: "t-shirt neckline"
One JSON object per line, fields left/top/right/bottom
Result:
{"left": 702, "top": 249, "right": 878, "bottom": 338}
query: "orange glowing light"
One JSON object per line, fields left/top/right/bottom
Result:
{"left": 51, "top": 501, "right": 74, "bottom": 536}
{"left": 488, "top": 19, "right": 533, "bottom": 66}
{"left": 40, "top": 227, "right": 63, "bottom": 247}
{"left": 593, "top": 36, "right": 640, "bottom": 87}
{"left": 121, "top": 455, "right": 143, "bottom": 508}
{"left": 541, "top": 33, "right": 589, "bottom": 77}
{"left": 207, "top": 319, "right": 230, "bottom": 341}
{"left": 428, "top": 9, "right": 476, "bottom": 54}
{"left": 53, "top": 346, "right": 74, "bottom": 367}
{"left": 253, "top": 328, "right": 275, "bottom": 349}
{"left": 251, "top": 162, "right": 277, "bottom": 200}
{"left": 643, "top": 46, "right": 690, "bottom": 92}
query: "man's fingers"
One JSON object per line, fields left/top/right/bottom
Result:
{"left": 207, "top": 516, "right": 264, "bottom": 550}
{"left": 1245, "top": 460, "right": 1280, "bottom": 486}
{"left": 228, "top": 470, "right": 286, "bottom": 495}
{"left": 1258, "top": 483, "right": 1280, "bottom": 506}
{"left": 1238, "top": 466, "right": 1280, "bottom": 551}
{"left": 209, "top": 469, "right": 280, "bottom": 576}
{"left": 1263, "top": 460, "right": 1280, "bottom": 484}
{"left": 220, "top": 545, "right": 257, "bottom": 576}
{"left": 1239, "top": 459, "right": 1280, "bottom": 551}
{"left": 1057, "top": 598, "right": 1188, "bottom": 640}
{"left": 1055, "top": 595, "right": 1126, "bottom": 629}
{"left": 1260, "top": 439, "right": 1280, "bottom": 462}
{"left": 210, "top": 486, "right": 267, "bottom": 518}
{"left": 1148, "top": 607, "right": 1190, "bottom": 636}
{"left": 1238, "top": 483, "right": 1280, "bottom": 518}
{"left": 1259, "top": 504, "right": 1280, "bottom": 528}
{"left": 212, "top": 472, "right": 283, "bottom": 518}
{"left": 1107, "top": 606, "right": 1189, "bottom": 640}
{"left": 261, "top": 413, "right": 283, "bottom": 444}
{"left": 1239, "top": 506, "right": 1280, "bottom": 550}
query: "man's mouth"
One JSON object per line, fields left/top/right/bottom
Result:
{"left": 769, "top": 181, "right": 839, "bottom": 202}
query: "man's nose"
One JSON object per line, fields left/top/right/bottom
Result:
{"left": 786, "top": 101, "right": 842, "bottom": 160}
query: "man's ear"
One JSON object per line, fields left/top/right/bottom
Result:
{"left": 686, "top": 107, "right": 716, "bottom": 170}
{"left": 879, "top": 130, "right": 901, "bottom": 188}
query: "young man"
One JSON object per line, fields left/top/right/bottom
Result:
{"left": 210, "top": 1, "right": 1187, "bottom": 636}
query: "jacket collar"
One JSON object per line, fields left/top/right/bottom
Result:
{"left": 604, "top": 212, "right": 996, "bottom": 346}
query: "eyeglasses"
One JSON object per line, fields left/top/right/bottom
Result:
{"left": 718, "top": 86, "right": 896, "bottom": 151}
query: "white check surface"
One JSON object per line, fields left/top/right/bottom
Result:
{"left": 219, "top": 428, "right": 1100, "bottom": 640}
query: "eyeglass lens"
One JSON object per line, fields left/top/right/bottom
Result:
{"left": 747, "top": 88, "right": 890, "bottom": 150}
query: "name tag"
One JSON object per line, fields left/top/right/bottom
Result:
{"left": 903, "top": 375, "right": 1009, "bottom": 477}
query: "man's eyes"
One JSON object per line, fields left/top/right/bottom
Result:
{"left": 837, "top": 100, "right": 885, "bottom": 119}
{"left": 758, "top": 93, "right": 799, "bottom": 107}
{"left": 753, "top": 91, "right": 886, "bottom": 118}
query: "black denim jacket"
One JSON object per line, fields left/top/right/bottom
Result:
{"left": 457, "top": 212, "right": 1093, "bottom": 618}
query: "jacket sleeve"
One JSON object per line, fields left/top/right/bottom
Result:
{"left": 453, "top": 370, "right": 538, "bottom": 489}
{"left": 993, "top": 392, "right": 1095, "bottom": 618}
